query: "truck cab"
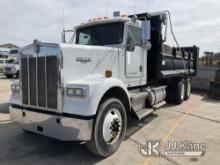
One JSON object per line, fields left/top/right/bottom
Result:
{"left": 9, "top": 11, "right": 199, "bottom": 157}
{"left": 3, "top": 58, "right": 19, "bottom": 78}
{"left": 61, "top": 16, "right": 150, "bottom": 88}
{"left": 0, "top": 59, "right": 9, "bottom": 73}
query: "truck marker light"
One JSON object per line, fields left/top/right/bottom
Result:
{"left": 121, "top": 14, "right": 128, "bottom": 17}
{"left": 105, "top": 70, "right": 112, "bottom": 78}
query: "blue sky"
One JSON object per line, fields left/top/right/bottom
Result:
{"left": 0, "top": 0, "right": 220, "bottom": 55}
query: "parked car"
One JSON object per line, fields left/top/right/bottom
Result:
{"left": 0, "top": 59, "right": 9, "bottom": 73}
{"left": 3, "top": 58, "right": 19, "bottom": 78}
{"left": 7, "top": 49, "right": 19, "bottom": 57}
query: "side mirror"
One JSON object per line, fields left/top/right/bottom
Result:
{"left": 61, "top": 31, "right": 66, "bottom": 43}
{"left": 33, "top": 39, "right": 40, "bottom": 54}
{"left": 141, "top": 20, "right": 151, "bottom": 44}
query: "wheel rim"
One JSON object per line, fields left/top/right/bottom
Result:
{"left": 181, "top": 83, "right": 185, "bottom": 100}
{"left": 187, "top": 82, "right": 191, "bottom": 97}
{"left": 103, "top": 108, "right": 122, "bottom": 144}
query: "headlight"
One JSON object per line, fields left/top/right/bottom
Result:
{"left": 12, "top": 67, "right": 16, "bottom": 72}
{"left": 11, "top": 84, "right": 20, "bottom": 92}
{"left": 66, "top": 87, "right": 86, "bottom": 98}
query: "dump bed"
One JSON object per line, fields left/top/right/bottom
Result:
{"left": 148, "top": 44, "right": 199, "bottom": 80}
{"left": 128, "top": 12, "right": 199, "bottom": 81}
{"left": 147, "top": 14, "right": 199, "bottom": 80}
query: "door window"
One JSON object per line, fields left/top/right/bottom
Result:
{"left": 127, "top": 25, "right": 141, "bottom": 52}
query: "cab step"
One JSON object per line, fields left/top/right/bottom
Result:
{"left": 153, "top": 101, "right": 166, "bottom": 109}
{"left": 134, "top": 108, "right": 154, "bottom": 120}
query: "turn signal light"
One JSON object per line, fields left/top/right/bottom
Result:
{"left": 105, "top": 70, "right": 112, "bottom": 78}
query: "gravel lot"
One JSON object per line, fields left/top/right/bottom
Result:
{"left": 0, "top": 73, "right": 220, "bottom": 165}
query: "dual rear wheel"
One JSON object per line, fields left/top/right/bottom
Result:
{"left": 166, "top": 78, "right": 191, "bottom": 104}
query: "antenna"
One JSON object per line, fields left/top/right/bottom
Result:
{"left": 62, "top": 8, "right": 65, "bottom": 31}
{"left": 105, "top": 0, "right": 108, "bottom": 16}
{"left": 134, "top": 0, "right": 137, "bottom": 14}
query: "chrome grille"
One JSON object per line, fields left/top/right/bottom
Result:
{"left": 21, "top": 45, "right": 60, "bottom": 111}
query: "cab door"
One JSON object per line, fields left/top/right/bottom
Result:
{"left": 125, "top": 25, "right": 146, "bottom": 78}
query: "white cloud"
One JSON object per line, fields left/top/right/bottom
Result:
{"left": 0, "top": 0, "right": 220, "bottom": 54}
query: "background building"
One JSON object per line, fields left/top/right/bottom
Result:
{"left": 0, "top": 43, "right": 19, "bottom": 58}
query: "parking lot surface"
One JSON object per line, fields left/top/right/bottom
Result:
{"left": 0, "top": 73, "right": 220, "bottom": 165}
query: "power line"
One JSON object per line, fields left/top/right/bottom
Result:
{"left": 62, "top": 8, "right": 65, "bottom": 31}
{"left": 105, "top": 0, "right": 109, "bottom": 16}
{"left": 134, "top": 0, "right": 137, "bottom": 14}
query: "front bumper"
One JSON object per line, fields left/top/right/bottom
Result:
{"left": 10, "top": 106, "right": 93, "bottom": 141}
{"left": 3, "top": 70, "right": 17, "bottom": 75}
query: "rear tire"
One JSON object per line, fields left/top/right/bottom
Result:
{"left": 184, "top": 78, "right": 191, "bottom": 100}
{"left": 166, "top": 79, "right": 185, "bottom": 105}
{"left": 86, "top": 98, "right": 127, "bottom": 157}
{"left": 172, "top": 79, "right": 185, "bottom": 104}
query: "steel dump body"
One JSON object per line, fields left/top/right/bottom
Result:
{"left": 129, "top": 13, "right": 199, "bottom": 81}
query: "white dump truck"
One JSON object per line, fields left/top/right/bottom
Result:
{"left": 9, "top": 11, "right": 199, "bottom": 157}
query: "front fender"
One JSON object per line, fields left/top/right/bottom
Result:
{"left": 89, "top": 78, "right": 130, "bottom": 116}
{"left": 63, "top": 77, "right": 130, "bottom": 117}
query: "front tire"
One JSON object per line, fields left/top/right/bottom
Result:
{"left": 6, "top": 75, "right": 13, "bottom": 78}
{"left": 16, "top": 71, "right": 19, "bottom": 78}
{"left": 86, "top": 98, "right": 127, "bottom": 157}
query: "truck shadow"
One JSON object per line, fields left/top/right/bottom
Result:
{"left": 0, "top": 114, "right": 158, "bottom": 164}
{"left": 0, "top": 103, "right": 9, "bottom": 114}
{"left": 0, "top": 123, "right": 103, "bottom": 164}
{"left": 191, "top": 91, "right": 220, "bottom": 103}
{"left": 125, "top": 114, "right": 158, "bottom": 140}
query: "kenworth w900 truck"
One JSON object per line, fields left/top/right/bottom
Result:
{"left": 9, "top": 11, "right": 199, "bottom": 157}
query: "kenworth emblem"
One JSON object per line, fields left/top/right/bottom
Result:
{"left": 76, "top": 57, "right": 92, "bottom": 64}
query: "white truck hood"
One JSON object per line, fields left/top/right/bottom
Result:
{"left": 4, "top": 63, "right": 17, "bottom": 68}
{"left": 60, "top": 44, "right": 121, "bottom": 84}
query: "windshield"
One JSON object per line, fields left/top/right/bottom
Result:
{"left": 7, "top": 59, "right": 15, "bottom": 64}
{"left": 13, "top": 59, "right": 19, "bottom": 64}
{"left": 75, "top": 22, "right": 124, "bottom": 46}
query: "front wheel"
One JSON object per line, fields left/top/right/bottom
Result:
{"left": 86, "top": 98, "right": 127, "bottom": 157}
{"left": 6, "top": 75, "right": 13, "bottom": 78}
{"left": 16, "top": 71, "right": 19, "bottom": 78}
